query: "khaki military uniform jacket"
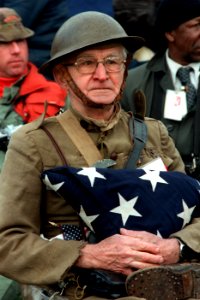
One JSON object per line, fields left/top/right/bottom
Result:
{"left": 0, "top": 107, "right": 197, "bottom": 298}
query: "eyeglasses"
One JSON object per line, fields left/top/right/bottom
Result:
{"left": 65, "top": 56, "right": 126, "bottom": 74}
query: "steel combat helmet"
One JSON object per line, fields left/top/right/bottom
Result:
{"left": 40, "top": 11, "right": 144, "bottom": 73}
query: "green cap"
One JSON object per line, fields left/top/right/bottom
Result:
{"left": 0, "top": 7, "right": 34, "bottom": 42}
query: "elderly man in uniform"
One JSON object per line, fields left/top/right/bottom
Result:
{"left": 0, "top": 11, "right": 200, "bottom": 300}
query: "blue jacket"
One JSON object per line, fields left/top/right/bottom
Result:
{"left": 68, "top": 0, "right": 113, "bottom": 17}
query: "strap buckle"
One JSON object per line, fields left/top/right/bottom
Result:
{"left": 185, "top": 153, "right": 198, "bottom": 174}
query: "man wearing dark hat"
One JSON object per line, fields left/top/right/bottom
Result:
{"left": 0, "top": 10, "right": 199, "bottom": 300}
{"left": 122, "top": 0, "right": 200, "bottom": 180}
{"left": 0, "top": 7, "right": 67, "bottom": 171}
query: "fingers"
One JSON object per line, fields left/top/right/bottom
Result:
{"left": 115, "top": 231, "right": 161, "bottom": 255}
{"left": 130, "top": 238, "right": 160, "bottom": 254}
{"left": 100, "top": 232, "right": 162, "bottom": 258}
{"left": 77, "top": 233, "right": 165, "bottom": 275}
{"left": 111, "top": 251, "right": 164, "bottom": 276}
{"left": 103, "top": 236, "right": 163, "bottom": 273}
{"left": 120, "top": 228, "right": 159, "bottom": 239}
{"left": 120, "top": 228, "right": 162, "bottom": 244}
{"left": 128, "top": 250, "right": 164, "bottom": 266}
{"left": 119, "top": 230, "right": 180, "bottom": 264}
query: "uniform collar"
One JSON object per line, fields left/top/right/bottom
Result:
{"left": 70, "top": 103, "right": 122, "bottom": 132}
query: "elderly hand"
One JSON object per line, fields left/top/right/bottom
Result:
{"left": 76, "top": 229, "right": 175, "bottom": 276}
{"left": 120, "top": 228, "right": 180, "bottom": 265}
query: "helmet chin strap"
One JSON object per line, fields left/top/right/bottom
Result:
{"left": 63, "top": 54, "right": 131, "bottom": 109}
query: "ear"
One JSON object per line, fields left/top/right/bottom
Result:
{"left": 53, "top": 64, "right": 68, "bottom": 88}
{"left": 165, "top": 31, "right": 175, "bottom": 42}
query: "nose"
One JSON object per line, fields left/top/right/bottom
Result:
{"left": 93, "top": 62, "right": 108, "bottom": 81}
{"left": 10, "top": 41, "right": 20, "bottom": 53}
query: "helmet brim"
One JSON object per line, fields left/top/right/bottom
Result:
{"left": 39, "top": 36, "right": 144, "bottom": 75}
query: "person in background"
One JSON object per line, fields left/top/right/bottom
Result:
{"left": 0, "top": 10, "right": 199, "bottom": 300}
{"left": 121, "top": 0, "right": 200, "bottom": 180}
{"left": 113, "top": 0, "right": 160, "bottom": 68}
{"left": 0, "top": 0, "right": 69, "bottom": 68}
{"left": 0, "top": 7, "right": 67, "bottom": 171}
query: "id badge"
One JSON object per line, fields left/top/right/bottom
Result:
{"left": 164, "top": 89, "right": 187, "bottom": 121}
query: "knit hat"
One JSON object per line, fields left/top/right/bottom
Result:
{"left": 0, "top": 7, "right": 34, "bottom": 42}
{"left": 156, "top": 0, "right": 200, "bottom": 33}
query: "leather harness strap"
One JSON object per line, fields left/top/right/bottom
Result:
{"left": 57, "top": 110, "right": 102, "bottom": 166}
{"left": 125, "top": 117, "right": 147, "bottom": 170}
{"left": 41, "top": 125, "right": 68, "bottom": 166}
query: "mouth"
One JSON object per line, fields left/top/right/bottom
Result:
{"left": 89, "top": 88, "right": 113, "bottom": 95}
{"left": 90, "top": 87, "right": 112, "bottom": 92}
{"left": 9, "top": 60, "right": 23, "bottom": 64}
{"left": 92, "top": 87, "right": 110, "bottom": 89}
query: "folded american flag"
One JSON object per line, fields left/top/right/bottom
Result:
{"left": 42, "top": 167, "right": 200, "bottom": 241}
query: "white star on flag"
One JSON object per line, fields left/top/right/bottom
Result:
{"left": 177, "top": 199, "right": 196, "bottom": 228}
{"left": 157, "top": 230, "right": 163, "bottom": 238}
{"left": 110, "top": 193, "right": 142, "bottom": 225}
{"left": 78, "top": 167, "right": 106, "bottom": 187}
{"left": 79, "top": 205, "right": 99, "bottom": 231}
{"left": 43, "top": 174, "right": 64, "bottom": 191}
{"left": 139, "top": 169, "right": 168, "bottom": 191}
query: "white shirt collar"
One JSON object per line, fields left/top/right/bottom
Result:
{"left": 165, "top": 49, "right": 200, "bottom": 89}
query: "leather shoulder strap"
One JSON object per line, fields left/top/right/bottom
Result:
{"left": 125, "top": 117, "right": 147, "bottom": 170}
{"left": 125, "top": 90, "right": 148, "bottom": 169}
{"left": 41, "top": 126, "right": 68, "bottom": 166}
{"left": 57, "top": 110, "right": 102, "bottom": 166}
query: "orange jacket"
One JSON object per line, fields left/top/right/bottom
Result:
{"left": 14, "top": 62, "right": 67, "bottom": 123}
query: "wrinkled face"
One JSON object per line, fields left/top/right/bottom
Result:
{"left": 60, "top": 45, "right": 127, "bottom": 106}
{"left": 0, "top": 39, "right": 28, "bottom": 77}
{"left": 166, "top": 16, "right": 200, "bottom": 64}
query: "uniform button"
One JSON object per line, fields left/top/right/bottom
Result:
{"left": 110, "top": 152, "right": 117, "bottom": 160}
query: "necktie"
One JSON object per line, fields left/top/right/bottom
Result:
{"left": 176, "top": 67, "right": 196, "bottom": 111}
